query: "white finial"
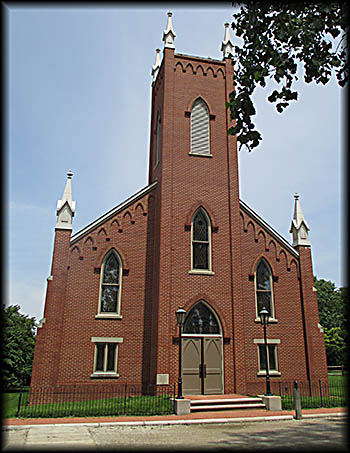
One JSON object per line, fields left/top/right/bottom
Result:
{"left": 289, "top": 193, "right": 311, "bottom": 247}
{"left": 56, "top": 170, "right": 76, "bottom": 230}
{"left": 221, "top": 23, "right": 234, "bottom": 58}
{"left": 151, "top": 48, "right": 161, "bottom": 81}
{"left": 162, "top": 11, "right": 176, "bottom": 49}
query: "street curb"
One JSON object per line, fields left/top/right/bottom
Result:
{"left": 3, "top": 412, "right": 346, "bottom": 430}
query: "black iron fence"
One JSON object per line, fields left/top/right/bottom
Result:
{"left": 14, "top": 383, "right": 176, "bottom": 418}
{"left": 276, "top": 380, "right": 347, "bottom": 410}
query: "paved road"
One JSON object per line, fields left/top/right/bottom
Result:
{"left": 3, "top": 417, "right": 347, "bottom": 451}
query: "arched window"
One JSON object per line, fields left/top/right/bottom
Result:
{"left": 190, "top": 98, "right": 210, "bottom": 156}
{"left": 255, "top": 259, "right": 275, "bottom": 319}
{"left": 99, "top": 250, "right": 122, "bottom": 315}
{"left": 183, "top": 301, "right": 220, "bottom": 334}
{"left": 191, "top": 208, "right": 211, "bottom": 271}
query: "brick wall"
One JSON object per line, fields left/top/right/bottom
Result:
{"left": 31, "top": 48, "right": 328, "bottom": 394}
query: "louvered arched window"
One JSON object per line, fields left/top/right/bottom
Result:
{"left": 255, "top": 259, "right": 275, "bottom": 319}
{"left": 98, "top": 250, "right": 122, "bottom": 315}
{"left": 191, "top": 208, "right": 212, "bottom": 271}
{"left": 190, "top": 98, "right": 210, "bottom": 156}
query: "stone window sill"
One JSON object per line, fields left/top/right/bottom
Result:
{"left": 95, "top": 314, "right": 123, "bottom": 320}
{"left": 90, "top": 373, "right": 120, "bottom": 378}
{"left": 188, "top": 152, "right": 213, "bottom": 158}
{"left": 257, "top": 371, "right": 281, "bottom": 377}
{"left": 188, "top": 270, "right": 215, "bottom": 276}
{"left": 254, "top": 317, "right": 278, "bottom": 324}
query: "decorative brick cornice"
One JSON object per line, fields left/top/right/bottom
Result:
{"left": 70, "top": 181, "right": 158, "bottom": 245}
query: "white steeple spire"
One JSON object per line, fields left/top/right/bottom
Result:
{"left": 151, "top": 48, "right": 161, "bottom": 81}
{"left": 221, "top": 23, "right": 234, "bottom": 58}
{"left": 289, "top": 193, "right": 311, "bottom": 247}
{"left": 56, "top": 170, "right": 76, "bottom": 230}
{"left": 162, "top": 11, "right": 176, "bottom": 49}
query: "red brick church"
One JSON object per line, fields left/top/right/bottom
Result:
{"left": 31, "top": 13, "right": 328, "bottom": 396}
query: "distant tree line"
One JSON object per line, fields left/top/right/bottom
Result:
{"left": 2, "top": 305, "right": 36, "bottom": 389}
{"left": 314, "top": 277, "right": 347, "bottom": 367}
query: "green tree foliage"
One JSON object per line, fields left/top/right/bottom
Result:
{"left": 314, "top": 278, "right": 347, "bottom": 366}
{"left": 227, "top": 2, "right": 348, "bottom": 151}
{"left": 2, "top": 305, "right": 36, "bottom": 389}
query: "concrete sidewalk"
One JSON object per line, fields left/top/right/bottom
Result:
{"left": 3, "top": 406, "right": 346, "bottom": 429}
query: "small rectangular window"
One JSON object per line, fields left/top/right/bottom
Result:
{"left": 258, "top": 344, "right": 278, "bottom": 372}
{"left": 92, "top": 341, "right": 121, "bottom": 376}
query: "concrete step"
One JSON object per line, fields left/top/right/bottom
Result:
{"left": 190, "top": 403, "right": 266, "bottom": 411}
{"left": 190, "top": 397, "right": 263, "bottom": 405}
{"left": 190, "top": 396, "right": 266, "bottom": 412}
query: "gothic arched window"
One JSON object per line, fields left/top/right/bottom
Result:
{"left": 183, "top": 301, "right": 220, "bottom": 334}
{"left": 190, "top": 98, "right": 210, "bottom": 156}
{"left": 191, "top": 208, "right": 212, "bottom": 271}
{"left": 255, "top": 259, "right": 275, "bottom": 319}
{"left": 99, "top": 250, "right": 122, "bottom": 315}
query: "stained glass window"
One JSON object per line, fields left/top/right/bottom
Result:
{"left": 183, "top": 301, "right": 220, "bottom": 334}
{"left": 255, "top": 259, "right": 273, "bottom": 317}
{"left": 100, "top": 251, "right": 121, "bottom": 313}
{"left": 192, "top": 209, "right": 210, "bottom": 270}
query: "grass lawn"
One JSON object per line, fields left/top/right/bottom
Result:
{"left": 2, "top": 392, "right": 21, "bottom": 419}
{"left": 280, "top": 373, "right": 347, "bottom": 410}
{"left": 3, "top": 373, "right": 346, "bottom": 418}
{"left": 328, "top": 373, "right": 346, "bottom": 386}
{"left": 3, "top": 391, "right": 174, "bottom": 419}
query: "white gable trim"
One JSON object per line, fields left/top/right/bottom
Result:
{"left": 70, "top": 180, "right": 158, "bottom": 245}
{"left": 239, "top": 199, "right": 299, "bottom": 258}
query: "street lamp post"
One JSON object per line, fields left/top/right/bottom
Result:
{"left": 176, "top": 307, "right": 186, "bottom": 399}
{"left": 259, "top": 306, "right": 272, "bottom": 396}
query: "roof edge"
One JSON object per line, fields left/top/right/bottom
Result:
{"left": 70, "top": 180, "right": 158, "bottom": 245}
{"left": 239, "top": 199, "right": 299, "bottom": 258}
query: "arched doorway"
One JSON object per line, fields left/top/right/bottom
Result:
{"left": 182, "top": 301, "right": 223, "bottom": 395}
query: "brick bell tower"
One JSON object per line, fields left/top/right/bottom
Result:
{"left": 147, "top": 14, "right": 247, "bottom": 394}
{"left": 31, "top": 171, "right": 76, "bottom": 388}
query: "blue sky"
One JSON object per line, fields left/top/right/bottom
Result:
{"left": 6, "top": 5, "right": 345, "bottom": 322}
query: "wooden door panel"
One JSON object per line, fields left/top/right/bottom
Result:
{"left": 204, "top": 338, "right": 223, "bottom": 395}
{"left": 182, "top": 338, "right": 201, "bottom": 395}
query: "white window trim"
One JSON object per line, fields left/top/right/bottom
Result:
{"left": 190, "top": 98, "right": 211, "bottom": 156}
{"left": 188, "top": 270, "right": 215, "bottom": 276}
{"left": 91, "top": 337, "right": 123, "bottom": 378}
{"left": 91, "top": 337, "right": 124, "bottom": 343}
{"left": 190, "top": 208, "right": 213, "bottom": 272}
{"left": 254, "top": 259, "right": 276, "bottom": 321}
{"left": 255, "top": 339, "right": 281, "bottom": 376}
{"left": 97, "top": 249, "right": 123, "bottom": 316}
{"left": 95, "top": 314, "right": 123, "bottom": 319}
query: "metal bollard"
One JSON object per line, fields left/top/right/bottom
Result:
{"left": 15, "top": 385, "right": 24, "bottom": 418}
{"left": 293, "top": 380, "right": 302, "bottom": 419}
